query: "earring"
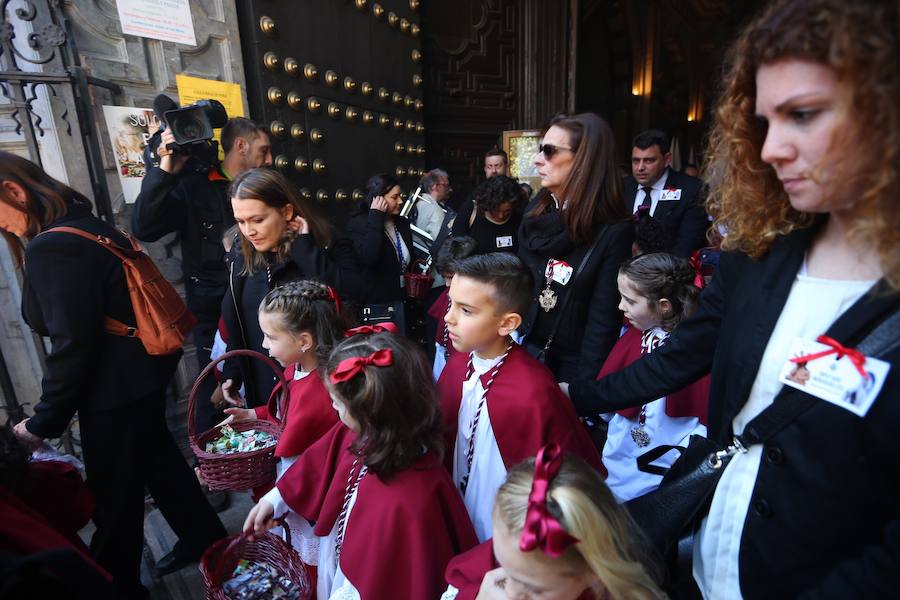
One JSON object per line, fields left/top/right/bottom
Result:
{"left": 299, "top": 346, "right": 307, "bottom": 353}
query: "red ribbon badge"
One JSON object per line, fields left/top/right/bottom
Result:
{"left": 329, "top": 348, "right": 394, "bottom": 384}
{"left": 789, "top": 335, "right": 867, "bottom": 378}
{"left": 344, "top": 323, "right": 399, "bottom": 337}
{"left": 519, "top": 443, "right": 580, "bottom": 557}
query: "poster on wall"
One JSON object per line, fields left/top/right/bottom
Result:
{"left": 102, "top": 105, "right": 161, "bottom": 204}
{"left": 176, "top": 74, "right": 246, "bottom": 159}
{"left": 116, "top": 0, "right": 196, "bottom": 46}
{"left": 502, "top": 129, "right": 542, "bottom": 196}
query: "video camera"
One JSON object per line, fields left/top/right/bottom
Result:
{"left": 144, "top": 94, "right": 228, "bottom": 174}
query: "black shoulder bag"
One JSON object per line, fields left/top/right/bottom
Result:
{"left": 534, "top": 225, "right": 608, "bottom": 364}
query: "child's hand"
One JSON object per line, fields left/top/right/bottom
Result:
{"left": 243, "top": 500, "right": 277, "bottom": 540}
{"left": 217, "top": 408, "right": 256, "bottom": 427}
{"left": 12, "top": 419, "right": 42, "bottom": 452}
{"left": 221, "top": 379, "right": 246, "bottom": 408}
{"left": 558, "top": 382, "right": 570, "bottom": 397}
{"left": 475, "top": 568, "right": 509, "bottom": 599}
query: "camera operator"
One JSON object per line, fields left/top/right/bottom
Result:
{"left": 132, "top": 117, "right": 272, "bottom": 459}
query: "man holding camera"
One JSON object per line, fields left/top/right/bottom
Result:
{"left": 132, "top": 117, "right": 271, "bottom": 481}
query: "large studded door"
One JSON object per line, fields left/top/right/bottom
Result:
{"left": 236, "top": 0, "right": 425, "bottom": 226}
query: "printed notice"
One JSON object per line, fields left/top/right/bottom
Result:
{"left": 102, "top": 105, "right": 162, "bottom": 204}
{"left": 116, "top": 0, "right": 196, "bottom": 46}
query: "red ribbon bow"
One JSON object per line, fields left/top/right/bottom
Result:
{"left": 689, "top": 251, "right": 706, "bottom": 290}
{"left": 789, "top": 335, "right": 867, "bottom": 378}
{"left": 519, "top": 443, "right": 580, "bottom": 557}
{"left": 344, "top": 323, "right": 399, "bottom": 337}
{"left": 327, "top": 286, "right": 342, "bottom": 314}
{"left": 329, "top": 348, "right": 394, "bottom": 384}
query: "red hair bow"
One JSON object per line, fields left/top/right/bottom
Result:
{"left": 327, "top": 286, "right": 342, "bottom": 314}
{"left": 329, "top": 348, "right": 394, "bottom": 384}
{"left": 689, "top": 251, "right": 706, "bottom": 290}
{"left": 344, "top": 323, "right": 399, "bottom": 337}
{"left": 789, "top": 335, "right": 867, "bottom": 378}
{"left": 519, "top": 443, "right": 579, "bottom": 557}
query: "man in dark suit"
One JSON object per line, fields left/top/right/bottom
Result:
{"left": 625, "top": 129, "right": 710, "bottom": 256}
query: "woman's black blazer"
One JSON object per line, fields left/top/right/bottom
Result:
{"left": 345, "top": 209, "right": 413, "bottom": 304}
{"left": 570, "top": 224, "right": 900, "bottom": 598}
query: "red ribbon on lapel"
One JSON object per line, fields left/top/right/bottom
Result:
{"left": 344, "top": 323, "right": 399, "bottom": 337}
{"left": 689, "top": 251, "right": 706, "bottom": 290}
{"left": 329, "top": 348, "right": 394, "bottom": 384}
{"left": 519, "top": 443, "right": 580, "bottom": 557}
{"left": 789, "top": 335, "right": 867, "bottom": 378}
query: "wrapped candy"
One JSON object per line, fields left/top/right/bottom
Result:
{"left": 205, "top": 425, "right": 276, "bottom": 455}
{"left": 223, "top": 561, "right": 302, "bottom": 600}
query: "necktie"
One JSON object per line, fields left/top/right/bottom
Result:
{"left": 639, "top": 186, "right": 653, "bottom": 212}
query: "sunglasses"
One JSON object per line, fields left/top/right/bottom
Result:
{"left": 538, "top": 143, "right": 573, "bottom": 159}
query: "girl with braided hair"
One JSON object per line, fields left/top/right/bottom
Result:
{"left": 576, "top": 253, "right": 709, "bottom": 502}
{"left": 243, "top": 330, "right": 477, "bottom": 599}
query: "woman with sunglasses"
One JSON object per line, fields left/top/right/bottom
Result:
{"left": 518, "top": 113, "right": 632, "bottom": 383}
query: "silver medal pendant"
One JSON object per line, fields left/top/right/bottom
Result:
{"left": 630, "top": 426, "right": 651, "bottom": 447}
{"left": 539, "top": 287, "right": 558, "bottom": 312}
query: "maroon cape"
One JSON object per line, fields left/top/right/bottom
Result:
{"left": 438, "top": 344, "right": 604, "bottom": 476}
{"left": 598, "top": 327, "right": 710, "bottom": 424}
{"left": 445, "top": 539, "right": 594, "bottom": 600}
{"left": 254, "top": 365, "right": 339, "bottom": 458}
{"left": 0, "top": 460, "right": 110, "bottom": 580}
{"left": 428, "top": 287, "right": 455, "bottom": 356}
{"left": 276, "top": 423, "right": 479, "bottom": 598}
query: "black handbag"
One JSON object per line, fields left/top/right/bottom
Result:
{"left": 627, "top": 306, "right": 900, "bottom": 555}
{"left": 533, "top": 225, "right": 608, "bottom": 365}
{"left": 360, "top": 301, "right": 406, "bottom": 335}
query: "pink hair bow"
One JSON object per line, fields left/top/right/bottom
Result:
{"left": 344, "top": 323, "right": 399, "bottom": 337}
{"left": 519, "top": 443, "right": 579, "bottom": 557}
{"left": 329, "top": 348, "right": 394, "bottom": 384}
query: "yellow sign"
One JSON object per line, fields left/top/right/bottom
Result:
{"left": 175, "top": 74, "right": 245, "bottom": 158}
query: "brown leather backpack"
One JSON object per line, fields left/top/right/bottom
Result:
{"left": 44, "top": 226, "right": 196, "bottom": 356}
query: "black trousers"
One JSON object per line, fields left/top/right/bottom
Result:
{"left": 79, "top": 390, "right": 226, "bottom": 598}
{"left": 187, "top": 291, "right": 225, "bottom": 434}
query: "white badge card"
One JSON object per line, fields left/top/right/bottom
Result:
{"left": 496, "top": 235, "right": 513, "bottom": 248}
{"left": 549, "top": 261, "right": 573, "bottom": 286}
{"left": 778, "top": 337, "right": 890, "bottom": 417}
{"left": 660, "top": 188, "right": 682, "bottom": 201}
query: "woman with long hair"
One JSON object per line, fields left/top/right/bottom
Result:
{"left": 345, "top": 173, "right": 414, "bottom": 305}
{"left": 0, "top": 152, "right": 225, "bottom": 596}
{"left": 518, "top": 113, "right": 632, "bottom": 382}
{"left": 567, "top": 0, "right": 900, "bottom": 595}
{"left": 220, "top": 167, "right": 360, "bottom": 408}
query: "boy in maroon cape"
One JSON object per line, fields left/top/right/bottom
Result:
{"left": 244, "top": 330, "right": 478, "bottom": 599}
{"left": 438, "top": 253, "right": 602, "bottom": 542}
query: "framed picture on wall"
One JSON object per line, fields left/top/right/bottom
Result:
{"left": 502, "top": 129, "right": 542, "bottom": 197}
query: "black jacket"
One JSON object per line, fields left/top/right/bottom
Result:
{"left": 23, "top": 204, "right": 180, "bottom": 439}
{"left": 624, "top": 169, "right": 709, "bottom": 257}
{"left": 450, "top": 198, "right": 522, "bottom": 255}
{"left": 518, "top": 201, "right": 633, "bottom": 379}
{"left": 345, "top": 210, "right": 413, "bottom": 304}
{"left": 570, "top": 225, "right": 900, "bottom": 598}
{"left": 131, "top": 165, "right": 232, "bottom": 299}
{"left": 221, "top": 233, "right": 361, "bottom": 406}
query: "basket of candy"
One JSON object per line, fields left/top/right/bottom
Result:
{"left": 189, "top": 349, "right": 287, "bottom": 491}
{"left": 201, "top": 519, "right": 311, "bottom": 600}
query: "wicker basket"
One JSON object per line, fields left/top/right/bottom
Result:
{"left": 404, "top": 271, "right": 434, "bottom": 299}
{"left": 189, "top": 349, "right": 288, "bottom": 491}
{"left": 201, "top": 520, "right": 311, "bottom": 600}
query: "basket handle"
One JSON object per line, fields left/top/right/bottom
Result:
{"left": 187, "top": 349, "right": 290, "bottom": 446}
{"left": 211, "top": 514, "right": 291, "bottom": 585}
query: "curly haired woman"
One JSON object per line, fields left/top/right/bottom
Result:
{"left": 567, "top": 0, "right": 900, "bottom": 596}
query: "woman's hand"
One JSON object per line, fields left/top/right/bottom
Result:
{"left": 12, "top": 419, "right": 42, "bottom": 452}
{"left": 370, "top": 195, "right": 389, "bottom": 213}
{"left": 221, "top": 379, "right": 246, "bottom": 408}
{"left": 286, "top": 215, "right": 309, "bottom": 235}
{"left": 475, "top": 568, "right": 510, "bottom": 600}
{"left": 217, "top": 407, "right": 256, "bottom": 427}
{"left": 243, "top": 499, "right": 277, "bottom": 539}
